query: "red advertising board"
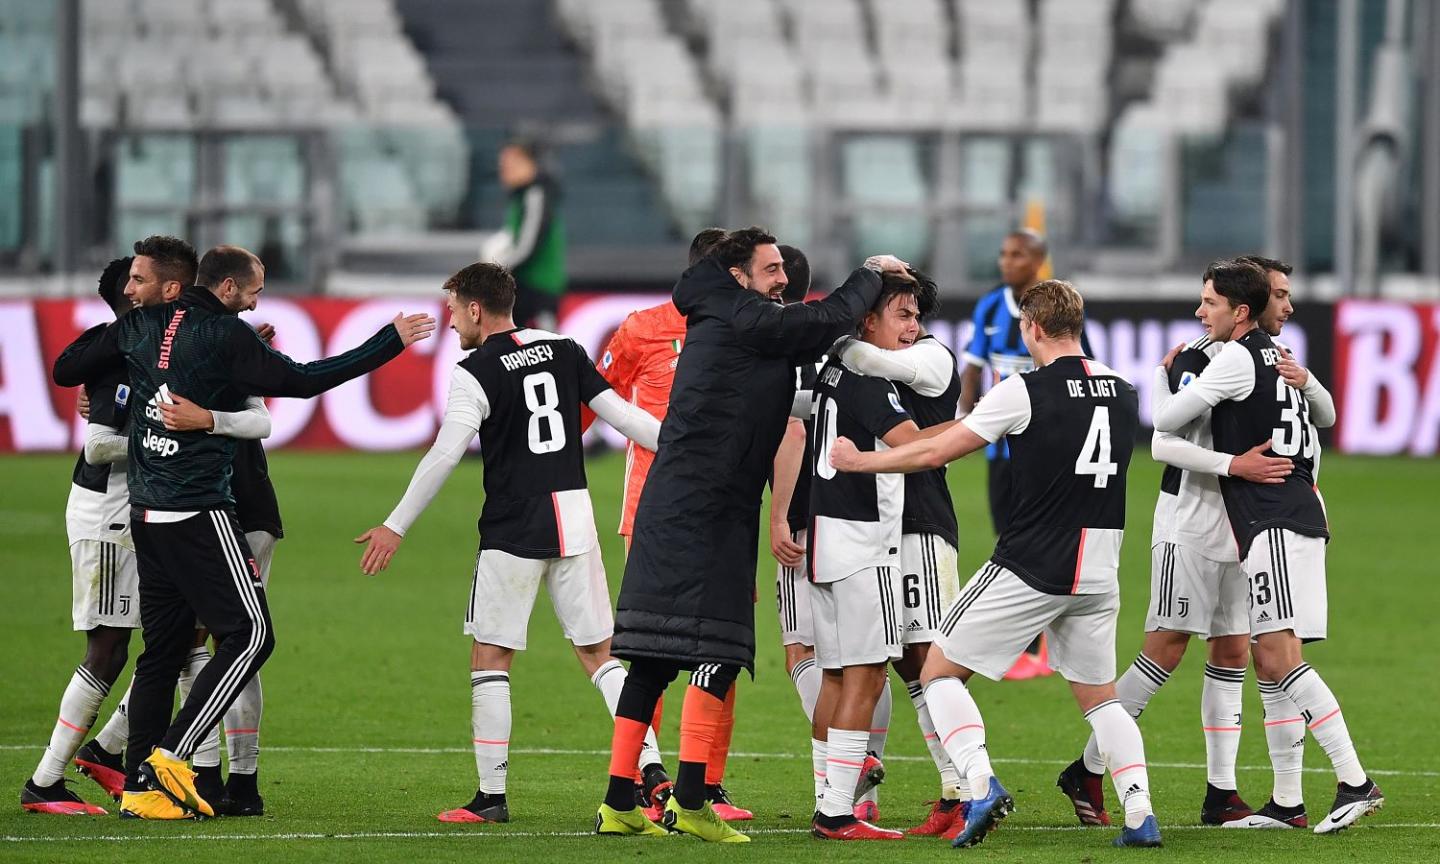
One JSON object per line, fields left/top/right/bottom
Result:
{"left": 2, "top": 294, "right": 1432, "bottom": 456}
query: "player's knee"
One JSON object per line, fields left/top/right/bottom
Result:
{"left": 1207, "top": 636, "right": 1250, "bottom": 669}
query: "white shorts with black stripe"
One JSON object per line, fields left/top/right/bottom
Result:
{"left": 1243, "top": 528, "right": 1327, "bottom": 642}
{"left": 1144, "top": 542, "right": 1249, "bottom": 639}
{"left": 70, "top": 539, "right": 140, "bottom": 630}
{"left": 936, "top": 561, "right": 1120, "bottom": 685}
{"left": 812, "top": 566, "right": 903, "bottom": 670}
{"left": 899, "top": 533, "right": 962, "bottom": 645}
{"left": 776, "top": 529, "right": 814, "bottom": 647}
{"left": 464, "top": 547, "right": 614, "bottom": 650}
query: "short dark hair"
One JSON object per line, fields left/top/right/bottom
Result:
{"left": 196, "top": 245, "right": 261, "bottom": 290}
{"left": 97, "top": 256, "right": 133, "bottom": 315}
{"left": 132, "top": 235, "right": 197, "bottom": 287}
{"left": 870, "top": 268, "right": 940, "bottom": 321}
{"left": 1203, "top": 259, "right": 1270, "bottom": 320}
{"left": 444, "top": 262, "right": 515, "bottom": 315}
{"left": 1005, "top": 228, "right": 1048, "bottom": 258}
{"left": 713, "top": 226, "right": 778, "bottom": 275}
{"left": 779, "top": 244, "right": 811, "bottom": 302}
{"left": 1237, "top": 255, "right": 1294, "bottom": 276}
{"left": 502, "top": 135, "right": 542, "bottom": 162}
{"left": 689, "top": 227, "right": 726, "bottom": 267}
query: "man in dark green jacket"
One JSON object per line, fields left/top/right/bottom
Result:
{"left": 485, "top": 138, "right": 565, "bottom": 329}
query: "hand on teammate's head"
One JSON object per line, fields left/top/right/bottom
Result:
{"left": 863, "top": 255, "right": 910, "bottom": 275}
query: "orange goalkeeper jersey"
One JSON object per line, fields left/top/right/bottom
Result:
{"left": 596, "top": 300, "right": 685, "bottom": 536}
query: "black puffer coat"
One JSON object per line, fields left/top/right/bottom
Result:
{"left": 612, "top": 258, "right": 882, "bottom": 671}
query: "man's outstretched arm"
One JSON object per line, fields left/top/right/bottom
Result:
{"left": 228, "top": 312, "right": 435, "bottom": 398}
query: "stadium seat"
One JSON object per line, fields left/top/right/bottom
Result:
{"left": 745, "top": 125, "right": 813, "bottom": 247}
{"left": 870, "top": 0, "right": 951, "bottom": 61}
{"left": 1127, "top": 0, "right": 1198, "bottom": 40}
{"left": 1107, "top": 102, "right": 1168, "bottom": 223}
{"left": 842, "top": 135, "right": 930, "bottom": 263}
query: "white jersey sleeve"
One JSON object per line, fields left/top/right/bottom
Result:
{"left": 382, "top": 367, "right": 488, "bottom": 537}
{"left": 1152, "top": 340, "right": 1255, "bottom": 433}
{"left": 961, "top": 372, "right": 1031, "bottom": 442}
{"left": 838, "top": 337, "right": 953, "bottom": 397}
{"left": 209, "top": 396, "right": 271, "bottom": 440}
{"left": 589, "top": 388, "right": 660, "bottom": 451}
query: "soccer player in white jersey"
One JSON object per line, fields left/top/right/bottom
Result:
{"left": 1152, "top": 259, "right": 1384, "bottom": 834}
{"left": 1056, "top": 255, "right": 1331, "bottom": 828}
{"left": 356, "top": 263, "right": 666, "bottom": 825}
{"left": 832, "top": 280, "right": 1162, "bottom": 849}
{"left": 825, "top": 269, "right": 972, "bottom": 838}
{"left": 806, "top": 276, "right": 946, "bottom": 841}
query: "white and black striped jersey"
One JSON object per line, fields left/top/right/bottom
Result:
{"left": 1151, "top": 337, "right": 1237, "bottom": 562}
{"left": 66, "top": 374, "right": 132, "bottom": 547}
{"left": 1205, "top": 330, "right": 1329, "bottom": 557}
{"left": 963, "top": 356, "right": 1138, "bottom": 595}
{"left": 896, "top": 337, "right": 962, "bottom": 548}
{"left": 784, "top": 362, "right": 820, "bottom": 529}
{"left": 459, "top": 328, "right": 611, "bottom": 559}
{"left": 806, "top": 357, "right": 912, "bottom": 584}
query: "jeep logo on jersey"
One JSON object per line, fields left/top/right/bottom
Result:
{"left": 141, "top": 428, "right": 179, "bottom": 457}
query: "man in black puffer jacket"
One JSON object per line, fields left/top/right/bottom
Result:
{"left": 594, "top": 226, "right": 906, "bottom": 841}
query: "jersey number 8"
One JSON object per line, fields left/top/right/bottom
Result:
{"left": 522, "top": 371, "right": 566, "bottom": 454}
{"left": 1075, "top": 406, "right": 1118, "bottom": 488}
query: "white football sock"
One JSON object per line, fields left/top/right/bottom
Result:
{"left": 1257, "top": 678, "right": 1306, "bottom": 807}
{"left": 820, "top": 728, "right": 868, "bottom": 818}
{"left": 591, "top": 660, "right": 662, "bottom": 772}
{"left": 790, "top": 657, "right": 820, "bottom": 724}
{"left": 32, "top": 666, "right": 109, "bottom": 786}
{"left": 1278, "top": 664, "right": 1365, "bottom": 787}
{"left": 223, "top": 672, "right": 262, "bottom": 775}
{"left": 906, "top": 679, "right": 967, "bottom": 800}
{"left": 811, "top": 736, "right": 828, "bottom": 811}
{"left": 1086, "top": 699, "right": 1153, "bottom": 829}
{"left": 856, "top": 677, "right": 891, "bottom": 806}
{"left": 1202, "top": 664, "right": 1246, "bottom": 789}
{"left": 471, "top": 670, "right": 511, "bottom": 795}
{"left": 923, "top": 676, "right": 993, "bottom": 798}
{"left": 1083, "top": 653, "right": 1170, "bottom": 774}
{"left": 93, "top": 680, "right": 130, "bottom": 755}
{"left": 177, "top": 646, "right": 221, "bottom": 769}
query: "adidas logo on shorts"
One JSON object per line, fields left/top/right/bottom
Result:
{"left": 1256, "top": 611, "right": 1272, "bottom": 623}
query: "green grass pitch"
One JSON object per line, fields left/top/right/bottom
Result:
{"left": 1, "top": 450, "right": 1437, "bottom": 863}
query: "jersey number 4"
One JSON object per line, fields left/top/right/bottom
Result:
{"left": 522, "top": 372, "right": 566, "bottom": 455}
{"left": 1075, "top": 406, "right": 1118, "bottom": 488}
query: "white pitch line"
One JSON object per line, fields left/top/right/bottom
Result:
{"left": 0, "top": 743, "right": 1434, "bottom": 778}
{"left": 5, "top": 824, "right": 1439, "bottom": 843}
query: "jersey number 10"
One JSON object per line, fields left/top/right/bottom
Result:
{"left": 1075, "top": 406, "right": 1118, "bottom": 488}
{"left": 523, "top": 371, "right": 566, "bottom": 455}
